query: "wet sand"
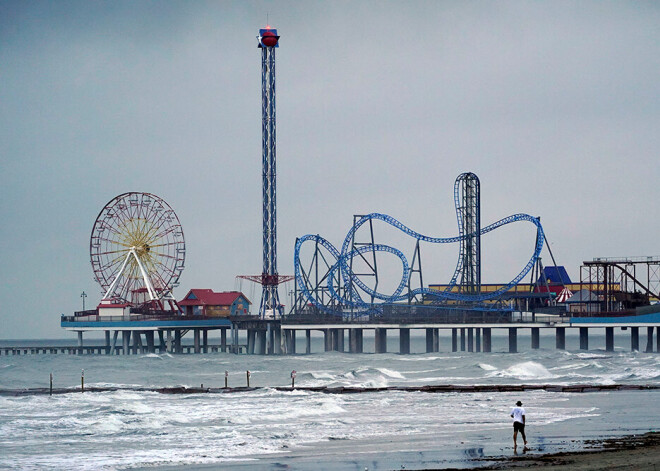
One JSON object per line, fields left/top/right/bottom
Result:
{"left": 462, "top": 432, "right": 660, "bottom": 470}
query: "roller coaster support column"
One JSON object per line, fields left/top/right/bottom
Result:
{"left": 509, "top": 328, "right": 518, "bottom": 353}
{"left": 556, "top": 327, "right": 566, "bottom": 350}
{"left": 580, "top": 327, "right": 589, "bottom": 350}
{"left": 531, "top": 328, "right": 540, "bottom": 349}
{"left": 375, "top": 328, "right": 387, "bottom": 353}
{"left": 400, "top": 328, "right": 410, "bottom": 354}
{"left": 606, "top": 327, "right": 614, "bottom": 352}
{"left": 483, "top": 328, "right": 491, "bottom": 352}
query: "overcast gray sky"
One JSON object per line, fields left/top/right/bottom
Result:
{"left": 1, "top": 1, "right": 659, "bottom": 339}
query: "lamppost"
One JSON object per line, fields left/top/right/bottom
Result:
{"left": 81, "top": 291, "right": 87, "bottom": 311}
{"left": 289, "top": 289, "right": 296, "bottom": 313}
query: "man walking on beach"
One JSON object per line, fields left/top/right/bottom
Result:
{"left": 511, "top": 400, "right": 528, "bottom": 450}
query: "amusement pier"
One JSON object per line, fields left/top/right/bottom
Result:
{"left": 33, "top": 26, "right": 659, "bottom": 357}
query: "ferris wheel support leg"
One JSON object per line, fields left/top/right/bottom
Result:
{"left": 104, "top": 251, "right": 133, "bottom": 300}
{"left": 131, "top": 249, "right": 158, "bottom": 301}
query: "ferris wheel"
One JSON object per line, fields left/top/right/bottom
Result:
{"left": 90, "top": 192, "right": 185, "bottom": 308}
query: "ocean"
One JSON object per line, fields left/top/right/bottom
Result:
{"left": 1, "top": 330, "right": 659, "bottom": 470}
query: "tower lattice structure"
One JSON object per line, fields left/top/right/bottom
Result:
{"left": 259, "top": 27, "right": 282, "bottom": 318}
{"left": 455, "top": 173, "right": 481, "bottom": 296}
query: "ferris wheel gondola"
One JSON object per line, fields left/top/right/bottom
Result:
{"left": 90, "top": 192, "right": 185, "bottom": 310}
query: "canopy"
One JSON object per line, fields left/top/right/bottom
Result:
{"left": 556, "top": 287, "right": 573, "bottom": 303}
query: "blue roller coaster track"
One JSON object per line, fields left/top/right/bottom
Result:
{"left": 294, "top": 197, "right": 545, "bottom": 317}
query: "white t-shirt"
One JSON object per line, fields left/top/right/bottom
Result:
{"left": 511, "top": 406, "right": 525, "bottom": 424}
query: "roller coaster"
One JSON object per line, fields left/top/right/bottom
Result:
{"left": 292, "top": 173, "right": 546, "bottom": 318}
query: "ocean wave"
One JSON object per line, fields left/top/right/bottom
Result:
{"left": 487, "top": 361, "right": 556, "bottom": 380}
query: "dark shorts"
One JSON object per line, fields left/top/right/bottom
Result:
{"left": 513, "top": 422, "right": 525, "bottom": 432}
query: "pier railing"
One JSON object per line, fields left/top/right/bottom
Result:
{"left": 61, "top": 313, "right": 231, "bottom": 323}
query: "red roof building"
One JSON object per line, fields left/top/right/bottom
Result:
{"left": 178, "top": 289, "right": 251, "bottom": 317}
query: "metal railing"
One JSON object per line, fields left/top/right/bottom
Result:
{"left": 61, "top": 313, "right": 232, "bottom": 323}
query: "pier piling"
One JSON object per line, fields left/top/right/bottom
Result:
{"left": 645, "top": 327, "right": 654, "bottom": 353}
{"left": 375, "top": 328, "right": 387, "bottom": 353}
{"left": 631, "top": 327, "right": 639, "bottom": 351}
{"left": 579, "top": 327, "right": 589, "bottom": 350}
{"left": 531, "top": 327, "right": 540, "bottom": 349}
{"left": 556, "top": 327, "right": 566, "bottom": 350}
{"left": 509, "top": 328, "right": 518, "bottom": 353}
{"left": 606, "top": 327, "right": 614, "bottom": 352}
{"left": 399, "top": 328, "right": 410, "bottom": 354}
{"left": 483, "top": 328, "right": 491, "bottom": 352}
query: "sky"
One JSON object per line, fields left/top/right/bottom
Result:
{"left": 1, "top": 1, "right": 659, "bottom": 339}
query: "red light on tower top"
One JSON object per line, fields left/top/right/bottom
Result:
{"left": 258, "top": 27, "right": 279, "bottom": 48}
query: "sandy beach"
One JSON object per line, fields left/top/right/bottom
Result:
{"left": 463, "top": 432, "right": 660, "bottom": 471}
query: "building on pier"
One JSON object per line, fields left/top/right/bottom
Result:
{"left": 178, "top": 290, "right": 251, "bottom": 317}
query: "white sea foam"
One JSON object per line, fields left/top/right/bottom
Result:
{"left": 478, "top": 363, "right": 498, "bottom": 371}
{"left": 488, "top": 361, "right": 556, "bottom": 380}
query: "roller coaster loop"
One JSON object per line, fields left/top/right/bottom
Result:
{"left": 294, "top": 212, "right": 544, "bottom": 315}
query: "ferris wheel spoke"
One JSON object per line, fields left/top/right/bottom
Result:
{"left": 141, "top": 214, "right": 170, "bottom": 242}
{"left": 148, "top": 241, "right": 181, "bottom": 249}
{"left": 149, "top": 251, "right": 179, "bottom": 260}
{"left": 95, "top": 237, "right": 133, "bottom": 248}
{"left": 151, "top": 225, "right": 179, "bottom": 241}
{"left": 98, "top": 257, "right": 125, "bottom": 273}
{"left": 96, "top": 248, "right": 132, "bottom": 256}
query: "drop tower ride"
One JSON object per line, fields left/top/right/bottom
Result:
{"left": 258, "top": 27, "right": 282, "bottom": 318}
